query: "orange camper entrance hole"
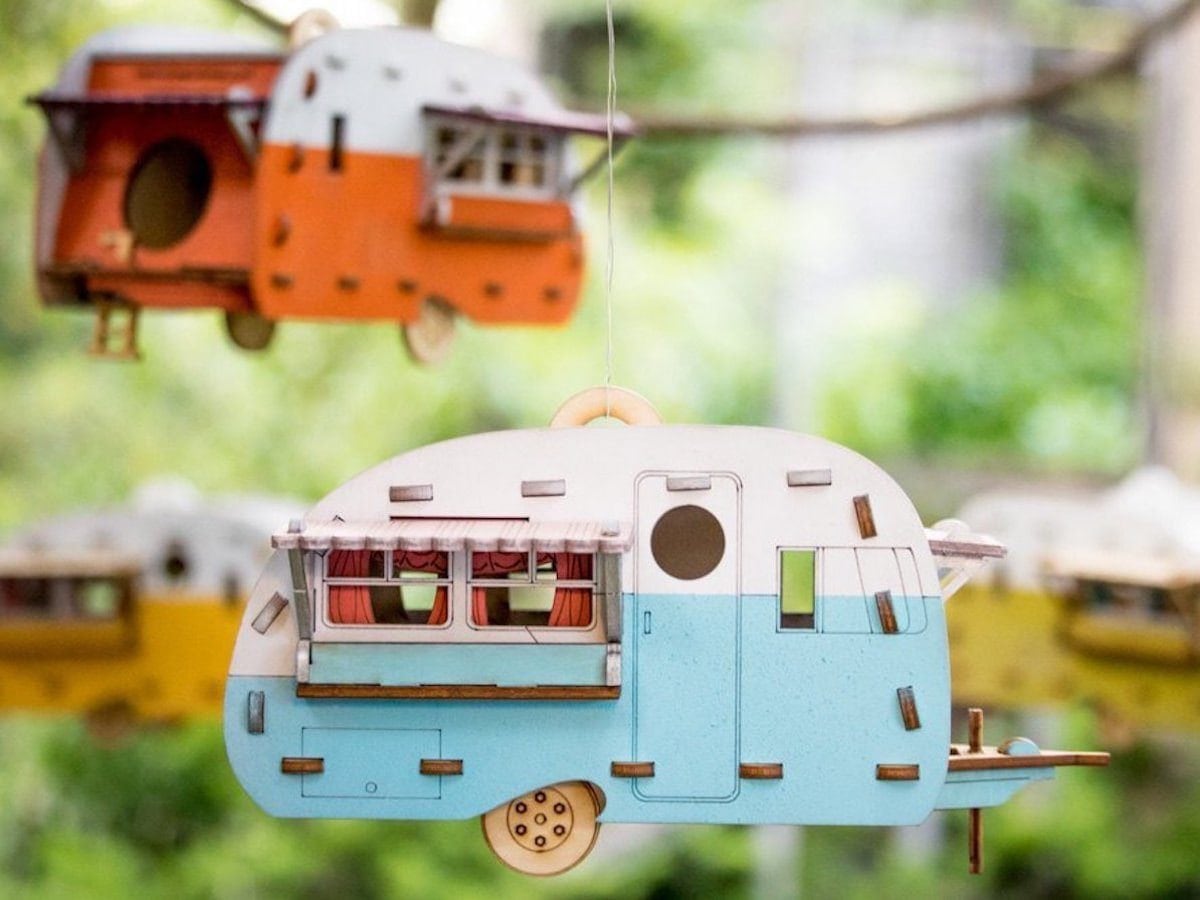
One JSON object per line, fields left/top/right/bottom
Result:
{"left": 122, "top": 138, "right": 214, "bottom": 249}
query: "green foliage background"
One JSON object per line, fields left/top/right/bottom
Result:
{"left": 0, "top": 0, "right": 1195, "bottom": 896}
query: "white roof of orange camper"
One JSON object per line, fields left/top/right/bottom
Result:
{"left": 262, "top": 27, "right": 627, "bottom": 156}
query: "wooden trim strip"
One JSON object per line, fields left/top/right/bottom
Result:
{"left": 948, "top": 746, "right": 1110, "bottom": 772}
{"left": 876, "top": 764, "right": 920, "bottom": 781}
{"left": 739, "top": 763, "right": 783, "bottom": 780}
{"left": 297, "top": 683, "right": 621, "bottom": 701}
{"left": 611, "top": 761, "right": 655, "bottom": 778}
{"left": 897, "top": 686, "right": 921, "bottom": 730}
{"left": 281, "top": 757, "right": 323, "bottom": 774}
{"left": 853, "top": 495, "right": 877, "bottom": 539}
{"left": 786, "top": 468, "right": 832, "bottom": 487}
{"left": 390, "top": 483, "right": 433, "bottom": 502}
{"left": 875, "top": 590, "right": 899, "bottom": 634}
{"left": 521, "top": 479, "right": 566, "bottom": 497}
{"left": 419, "top": 758, "right": 464, "bottom": 776}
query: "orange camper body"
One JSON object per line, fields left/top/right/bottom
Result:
{"left": 32, "top": 25, "right": 629, "bottom": 361}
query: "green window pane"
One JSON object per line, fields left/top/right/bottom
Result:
{"left": 780, "top": 549, "right": 815, "bottom": 629}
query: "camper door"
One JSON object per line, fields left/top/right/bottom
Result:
{"left": 634, "top": 473, "right": 740, "bottom": 801}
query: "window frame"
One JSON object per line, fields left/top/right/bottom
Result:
{"left": 322, "top": 548, "right": 453, "bottom": 630}
{"left": 777, "top": 546, "right": 818, "bottom": 632}
{"left": 424, "top": 116, "right": 565, "bottom": 202}
{"left": 467, "top": 549, "right": 597, "bottom": 631}
{"left": 0, "top": 574, "right": 133, "bottom": 624}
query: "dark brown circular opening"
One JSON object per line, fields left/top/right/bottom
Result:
{"left": 122, "top": 138, "right": 213, "bottom": 249}
{"left": 650, "top": 504, "right": 726, "bottom": 581}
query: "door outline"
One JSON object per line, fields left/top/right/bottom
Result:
{"left": 632, "top": 471, "right": 742, "bottom": 802}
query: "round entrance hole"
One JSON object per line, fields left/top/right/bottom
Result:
{"left": 122, "top": 138, "right": 213, "bottom": 249}
{"left": 650, "top": 504, "right": 725, "bottom": 581}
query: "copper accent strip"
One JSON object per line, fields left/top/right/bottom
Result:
{"left": 876, "top": 764, "right": 920, "bottom": 781}
{"left": 389, "top": 483, "right": 433, "bottom": 502}
{"left": 969, "top": 808, "right": 983, "bottom": 874}
{"left": 419, "top": 758, "right": 463, "bottom": 776}
{"left": 853, "top": 495, "right": 877, "bottom": 538}
{"left": 739, "top": 763, "right": 783, "bottom": 780}
{"left": 968, "top": 707, "right": 983, "bottom": 753}
{"left": 281, "top": 757, "right": 323, "bottom": 774}
{"left": 611, "top": 761, "right": 655, "bottom": 778}
{"left": 875, "top": 590, "right": 899, "bottom": 634}
{"left": 297, "top": 683, "right": 620, "bottom": 701}
{"left": 947, "top": 746, "right": 1110, "bottom": 771}
{"left": 897, "top": 686, "right": 921, "bottom": 730}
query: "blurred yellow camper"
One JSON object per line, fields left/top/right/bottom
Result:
{"left": 0, "top": 481, "right": 300, "bottom": 731}
{"left": 947, "top": 467, "right": 1200, "bottom": 733}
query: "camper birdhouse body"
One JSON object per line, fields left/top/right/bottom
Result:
{"left": 225, "top": 422, "right": 1099, "bottom": 875}
{"left": 34, "top": 26, "right": 623, "bottom": 359}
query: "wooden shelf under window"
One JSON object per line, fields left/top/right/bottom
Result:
{"left": 297, "top": 683, "right": 620, "bottom": 701}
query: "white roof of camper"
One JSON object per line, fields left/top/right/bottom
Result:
{"left": 49, "top": 26, "right": 278, "bottom": 95}
{"left": 293, "top": 424, "right": 943, "bottom": 597}
{"left": 956, "top": 466, "right": 1200, "bottom": 588}
{"left": 2, "top": 479, "right": 303, "bottom": 598}
{"left": 263, "top": 27, "right": 570, "bottom": 155}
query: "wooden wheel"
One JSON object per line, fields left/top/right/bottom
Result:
{"left": 481, "top": 781, "right": 602, "bottom": 876}
{"left": 225, "top": 311, "right": 276, "bottom": 351}
{"left": 401, "top": 298, "right": 457, "bottom": 365}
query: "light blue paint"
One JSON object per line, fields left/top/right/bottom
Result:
{"left": 226, "top": 592, "right": 1055, "bottom": 826}
{"left": 309, "top": 642, "right": 608, "bottom": 687}
{"left": 936, "top": 767, "right": 1054, "bottom": 810}
{"left": 634, "top": 594, "right": 738, "bottom": 801}
{"left": 301, "top": 727, "right": 441, "bottom": 800}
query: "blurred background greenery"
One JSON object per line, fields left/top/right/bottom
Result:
{"left": 2, "top": 0, "right": 1198, "bottom": 896}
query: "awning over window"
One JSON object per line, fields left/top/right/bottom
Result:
{"left": 29, "top": 91, "right": 269, "bottom": 111}
{"left": 1042, "top": 549, "right": 1200, "bottom": 590}
{"left": 423, "top": 103, "right": 636, "bottom": 139}
{"left": 273, "top": 519, "right": 632, "bottom": 554}
{"left": 0, "top": 550, "right": 141, "bottom": 579}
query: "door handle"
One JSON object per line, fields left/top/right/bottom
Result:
{"left": 643, "top": 611, "right": 652, "bottom": 634}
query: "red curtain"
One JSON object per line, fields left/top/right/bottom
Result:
{"left": 328, "top": 550, "right": 374, "bottom": 624}
{"left": 394, "top": 550, "right": 449, "bottom": 626}
{"left": 470, "top": 552, "right": 528, "bottom": 625}
{"left": 468, "top": 552, "right": 594, "bottom": 628}
{"left": 329, "top": 550, "right": 450, "bottom": 626}
{"left": 549, "top": 553, "right": 593, "bottom": 627}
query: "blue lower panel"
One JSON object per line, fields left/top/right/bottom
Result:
{"left": 309, "top": 642, "right": 607, "bottom": 686}
{"left": 634, "top": 594, "right": 738, "bottom": 801}
{"left": 224, "top": 594, "right": 1018, "bottom": 827}
{"left": 935, "top": 768, "right": 1055, "bottom": 810}
{"left": 301, "top": 728, "right": 441, "bottom": 800}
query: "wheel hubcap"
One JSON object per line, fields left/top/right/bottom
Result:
{"left": 506, "top": 787, "right": 573, "bottom": 853}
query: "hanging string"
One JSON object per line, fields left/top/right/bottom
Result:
{"left": 603, "top": 0, "right": 616, "bottom": 418}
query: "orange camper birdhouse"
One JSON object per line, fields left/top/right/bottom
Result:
{"left": 31, "top": 22, "right": 631, "bottom": 362}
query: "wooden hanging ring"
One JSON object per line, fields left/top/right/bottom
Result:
{"left": 549, "top": 386, "right": 663, "bottom": 428}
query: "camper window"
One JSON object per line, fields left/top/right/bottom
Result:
{"left": 1078, "top": 579, "right": 1185, "bottom": 625}
{"left": 0, "top": 576, "right": 128, "bottom": 621}
{"left": 779, "top": 549, "right": 816, "bottom": 629}
{"left": 434, "top": 125, "right": 486, "bottom": 183}
{"left": 325, "top": 549, "right": 450, "bottom": 627}
{"left": 469, "top": 551, "right": 594, "bottom": 628}
{"left": 427, "top": 119, "right": 561, "bottom": 197}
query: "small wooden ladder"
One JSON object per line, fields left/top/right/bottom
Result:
{"left": 89, "top": 300, "right": 140, "bottom": 360}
